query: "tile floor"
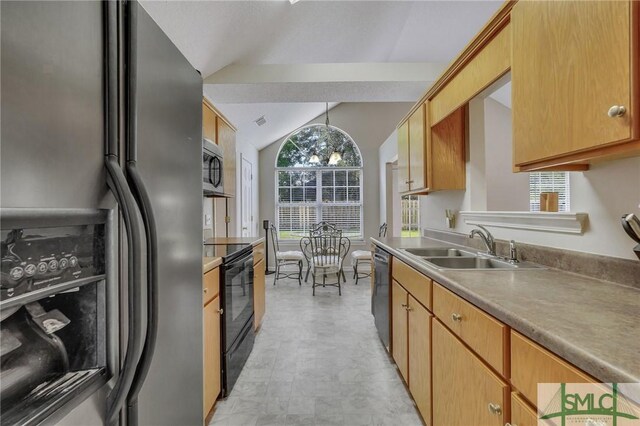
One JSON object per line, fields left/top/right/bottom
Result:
{"left": 210, "top": 271, "right": 423, "bottom": 426}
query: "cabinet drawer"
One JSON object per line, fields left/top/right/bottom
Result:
{"left": 203, "top": 267, "right": 220, "bottom": 305}
{"left": 433, "top": 283, "right": 508, "bottom": 376}
{"left": 511, "top": 331, "right": 593, "bottom": 407}
{"left": 392, "top": 257, "right": 432, "bottom": 310}
{"left": 253, "top": 242, "right": 265, "bottom": 265}
{"left": 510, "top": 392, "right": 537, "bottom": 426}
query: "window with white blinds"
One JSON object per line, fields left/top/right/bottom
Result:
{"left": 277, "top": 169, "right": 363, "bottom": 239}
{"left": 529, "top": 172, "right": 570, "bottom": 212}
{"left": 276, "top": 124, "right": 363, "bottom": 239}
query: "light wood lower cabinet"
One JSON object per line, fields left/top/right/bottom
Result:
{"left": 203, "top": 292, "right": 221, "bottom": 419}
{"left": 408, "top": 295, "right": 432, "bottom": 425}
{"left": 432, "top": 319, "right": 509, "bottom": 426}
{"left": 254, "top": 259, "right": 265, "bottom": 331}
{"left": 510, "top": 392, "right": 538, "bottom": 426}
{"left": 392, "top": 280, "right": 409, "bottom": 382}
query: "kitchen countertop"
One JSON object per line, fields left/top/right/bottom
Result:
{"left": 204, "top": 237, "right": 265, "bottom": 246}
{"left": 203, "top": 257, "right": 222, "bottom": 274}
{"left": 372, "top": 236, "right": 640, "bottom": 384}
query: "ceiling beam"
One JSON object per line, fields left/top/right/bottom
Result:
{"left": 203, "top": 62, "right": 446, "bottom": 85}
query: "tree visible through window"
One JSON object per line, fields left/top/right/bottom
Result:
{"left": 276, "top": 125, "right": 363, "bottom": 239}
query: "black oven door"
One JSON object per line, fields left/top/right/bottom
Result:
{"left": 222, "top": 249, "right": 254, "bottom": 351}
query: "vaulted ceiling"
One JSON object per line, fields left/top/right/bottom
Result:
{"left": 141, "top": 1, "right": 502, "bottom": 149}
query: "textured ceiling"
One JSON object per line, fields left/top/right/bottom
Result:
{"left": 141, "top": 0, "right": 503, "bottom": 149}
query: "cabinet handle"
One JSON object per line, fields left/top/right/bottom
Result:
{"left": 405, "top": 306, "right": 413, "bottom": 312}
{"left": 408, "top": 180, "right": 414, "bottom": 184}
{"left": 401, "top": 303, "right": 408, "bottom": 308}
{"left": 488, "top": 403, "right": 502, "bottom": 415}
{"left": 608, "top": 105, "right": 626, "bottom": 118}
{"left": 451, "top": 313, "right": 463, "bottom": 322}
{"left": 204, "top": 288, "right": 208, "bottom": 294}
{"left": 505, "top": 423, "right": 517, "bottom": 426}
{"left": 218, "top": 308, "right": 224, "bottom": 315}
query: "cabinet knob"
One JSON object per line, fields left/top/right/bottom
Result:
{"left": 488, "top": 403, "right": 502, "bottom": 415}
{"left": 505, "top": 423, "right": 517, "bottom": 426}
{"left": 608, "top": 105, "right": 626, "bottom": 118}
{"left": 218, "top": 308, "right": 224, "bottom": 315}
{"left": 204, "top": 288, "right": 208, "bottom": 294}
{"left": 451, "top": 313, "right": 463, "bottom": 322}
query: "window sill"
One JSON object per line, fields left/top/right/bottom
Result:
{"left": 459, "top": 211, "right": 588, "bottom": 235}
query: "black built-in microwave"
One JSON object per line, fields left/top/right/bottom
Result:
{"left": 203, "top": 138, "right": 224, "bottom": 196}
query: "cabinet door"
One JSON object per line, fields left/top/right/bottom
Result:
{"left": 202, "top": 102, "right": 217, "bottom": 143}
{"left": 432, "top": 320, "right": 508, "bottom": 426}
{"left": 203, "top": 296, "right": 221, "bottom": 418}
{"left": 217, "top": 119, "right": 236, "bottom": 196}
{"left": 408, "top": 104, "right": 426, "bottom": 190}
{"left": 511, "top": 392, "right": 538, "bottom": 426}
{"left": 408, "top": 295, "right": 432, "bottom": 424}
{"left": 254, "top": 259, "right": 265, "bottom": 331}
{"left": 391, "top": 280, "right": 409, "bottom": 381}
{"left": 512, "top": 0, "right": 636, "bottom": 165}
{"left": 397, "top": 121, "right": 410, "bottom": 193}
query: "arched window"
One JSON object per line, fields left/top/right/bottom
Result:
{"left": 276, "top": 124, "right": 363, "bottom": 239}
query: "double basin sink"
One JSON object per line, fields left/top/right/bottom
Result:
{"left": 400, "top": 247, "right": 543, "bottom": 270}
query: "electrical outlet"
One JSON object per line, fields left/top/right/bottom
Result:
{"left": 204, "top": 214, "right": 212, "bottom": 226}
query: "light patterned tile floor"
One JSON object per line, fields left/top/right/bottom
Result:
{"left": 210, "top": 272, "right": 423, "bottom": 426}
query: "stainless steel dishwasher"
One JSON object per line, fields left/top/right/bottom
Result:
{"left": 372, "top": 246, "right": 391, "bottom": 351}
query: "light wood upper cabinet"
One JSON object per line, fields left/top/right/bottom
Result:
{"left": 432, "top": 319, "right": 509, "bottom": 426}
{"left": 392, "top": 280, "right": 409, "bottom": 382}
{"left": 408, "top": 105, "right": 426, "bottom": 190}
{"left": 397, "top": 103, "right": 466, "bottom": 195}
{"left": 408, "top": 295, "right": 432, "bottom": 425}
{"left": 217, "top": 119, "right": 236, "bottom": 197}
{"left": 397, "top": 121, "right": 410, "bottom": 193}
{"left": 430, "top": 106, "right": 466, "bottom": 191}
{"left": 203, "top": 102, "right": 217, "bottom": 143}
{"left": 512, "top": 0, "right": 640, "bottom": 169}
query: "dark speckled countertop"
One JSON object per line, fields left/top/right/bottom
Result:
{"left": 372, "top": 236, "right": 640, "bottom": 384}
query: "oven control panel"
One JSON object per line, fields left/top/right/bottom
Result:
{"left": 0, "top": 226, "right": 104, "bottom": 301}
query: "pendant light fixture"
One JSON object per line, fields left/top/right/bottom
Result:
{"left": 309, "top": 152, "right": 320, "bottom": 164}
{"left": 325, "top": 102, "right": 342, "bottom": 165}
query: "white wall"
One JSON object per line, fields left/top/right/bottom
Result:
{"left": 259, "top": 102, "right": 411, "bottom": 255}
{"left": 419, "top": 97, "right": 640, "bottom": 260}
{"left": 378, "top": 130, "right": 398, "bottom": 232}
{"left": 484, "top": 98, "right": 529, "bottom": 211}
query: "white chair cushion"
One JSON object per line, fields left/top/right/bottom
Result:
{"left": 277, "top": 250, "right": 305, "bottom": 261}
{"left": 351, "top": 250, "right": 372, "bottom": 260}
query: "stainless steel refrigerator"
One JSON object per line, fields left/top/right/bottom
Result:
{"left": 1, "top": 1, "right": 204, "bottom": 424}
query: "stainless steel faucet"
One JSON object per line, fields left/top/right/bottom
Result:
{"left": 469, "top": 225, "right": 496, "bottom": 256}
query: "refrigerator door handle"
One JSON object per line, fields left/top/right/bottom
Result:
{"left": 124, "top": 1, "right": 160, "bottom": 424}
{"left": 104, "top": 1, "right": 145, "bottom": 425}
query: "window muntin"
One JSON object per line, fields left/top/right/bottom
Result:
{"left": 275, "top": 125, "right": 363, "bottom": 239}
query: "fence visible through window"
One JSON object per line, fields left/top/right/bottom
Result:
{"left": 401, "top": 195, "right": 420, "bottom": 237}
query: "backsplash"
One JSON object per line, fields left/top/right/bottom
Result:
{"left": 423, "top": 228, "right": 640, "bottom": 289}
